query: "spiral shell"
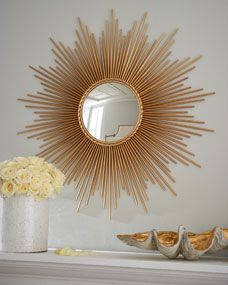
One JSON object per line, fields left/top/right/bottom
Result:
{"left": 117, "top": 226, "right": 228, "bottom": 260}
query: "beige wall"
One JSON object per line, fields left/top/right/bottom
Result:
{"left": 0, "top": 0, "right": 228, "bottom": 251}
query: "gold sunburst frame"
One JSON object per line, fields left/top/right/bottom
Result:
{"left": 18, "top": 11, "right": 215, "bottom": 218}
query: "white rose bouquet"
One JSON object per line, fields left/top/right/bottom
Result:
{"left": 0, "top": 156, "right": 65, "bottom": 200}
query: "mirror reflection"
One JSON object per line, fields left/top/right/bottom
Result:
{"left": 82, "top": 82, "right": 139, "bottom": 142}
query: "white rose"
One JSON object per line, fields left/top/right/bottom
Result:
{"left": 40, "top": 172, "right": 52, "bottom": 183}
{"left": 40, "top": 183, "right": 55, "bottom": 198}
{"left": 0, "top": 166, "right": 17, "bottom": 180}
{"left": 30, "top": 176, "right": 43, "bottom": 191}
{"left": 49, "top": 169, "right": 65, "bottom": 188}
{"left": 14, "top": 157, "right": 30, "bottom": 167}
{"left": 28, "top": 187, "right": 39, "bottom": 197}
{"left": 0, "top": 160, "right": 9, "bottom": 170}
{"left": 17, "top": 184, "right": 29, "bottom": 195}
{"left": 4, "top": 160, "right": 17, "bottom": 168}
{"left": 28, "top": 165, "right": 42, "bottom": 177}
{"left": 28, "top": 156, "right": 44, "bottom": 166}
{"left": 15, "top": 169, "right": 32, "bottom": 184}
{"left": 1, "top": 181, "right": 16, "bottom": 197}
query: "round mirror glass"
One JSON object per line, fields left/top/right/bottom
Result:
{"left": 82, "top": 82, "right": 140, "bottom": 143}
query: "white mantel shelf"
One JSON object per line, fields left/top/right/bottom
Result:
{"left": 0, "top": 250, "right": 228, "bottom": 285}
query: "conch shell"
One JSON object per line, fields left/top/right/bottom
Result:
{"left": 117, "top": 226, "right": 228, "bottom": 260}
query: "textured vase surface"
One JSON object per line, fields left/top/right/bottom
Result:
{"left": 2, "top": 195, "right": 49, "bottom": 252}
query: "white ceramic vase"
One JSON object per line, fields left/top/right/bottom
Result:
{"left": 2, "top": 195, "right": 49, "bottom": 253}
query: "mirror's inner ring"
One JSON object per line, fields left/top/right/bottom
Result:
{"left": 78, "top": 79, "right": 143, "bottom": 146}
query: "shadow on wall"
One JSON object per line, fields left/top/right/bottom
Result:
{"left": 58, "top": 182, "right": 187, "bottom": 224}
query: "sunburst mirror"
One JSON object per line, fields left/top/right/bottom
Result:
{"left": 18, "top": 10, "right": 215, "bottom": 218}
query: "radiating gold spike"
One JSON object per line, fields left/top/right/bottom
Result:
{"left": 18, "top": 11, "right": 214, "bottom": 217}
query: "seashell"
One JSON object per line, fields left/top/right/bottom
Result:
{"left": 117, "top": 226, "right": 228, "bottom": 260}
